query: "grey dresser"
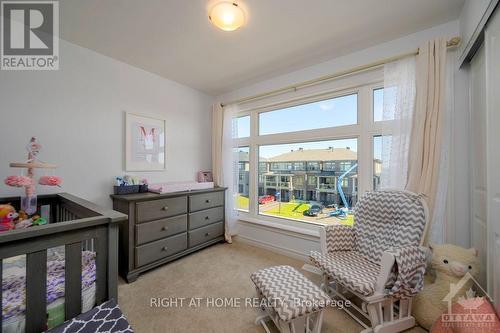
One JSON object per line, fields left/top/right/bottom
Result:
{"left": 111, "top": 187, "right": 226, "bottom": 282}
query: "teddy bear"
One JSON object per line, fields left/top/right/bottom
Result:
{"left": 0, "top": 203, "right": 19, "bottom": 232}
{"left": 412, "top": 244, "right": 480, "bottom": 330}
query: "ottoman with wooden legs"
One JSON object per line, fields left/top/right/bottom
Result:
{"left": 250, "top": 265, "right": 331, "bottom": 333}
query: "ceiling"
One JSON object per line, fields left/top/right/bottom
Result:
{"left": 60, "top": 0, "right": 464, "bottom": 96}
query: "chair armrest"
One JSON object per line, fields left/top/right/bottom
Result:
{"left": 319, "top": 225, "right": 355, "bottom": 254}
{"left": 374, "top": 246, "right": 427, "bottom": 297}
{"left": 374, "top": 252, "right": 396, "bottom": 294}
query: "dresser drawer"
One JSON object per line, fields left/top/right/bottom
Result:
{"left": 135, "top": 233, "right": 187, "bottom": 267}
{"left": 189, "top": 191, "right": 224, "bottom": 212}
{"left": 136, "top": 196, "right": 187, "bottom": 223}
{"left": 136, "top": 215, "right": 187, "bottom": 245}
{"left": 189, "top": 207, "right": 224, "bottom": 230}
{"left": 188, "top": 222, "right": 224, "bottom": 247}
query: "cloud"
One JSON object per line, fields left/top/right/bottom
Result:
{"left": 319, "top": 102, "right": 334, "bottom": 111}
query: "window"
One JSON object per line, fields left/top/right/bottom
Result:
{"left": 234, "top": 79, "right": 383, "bottom": 227}
{"left": 236, "top": 116, "right": 250, "bottom": 138}
{"left": 373, "top": 88, "right": 396, "bottom": 122}
{"left": 237, "top": 147, "right": 249, "bottom": 211}
{"left": 373, "top": 136, "right": 382, "bottom": 190}
{"left": 373, "top": 135, "right": 391, "bottom": 190}
{"left": 258, "top": 139, "right": 358, "bottom": 224}
{"left": 373, "top": 88, "right": 384, "bottom": 122}
{"left": 339, "top": 161, "right": 353, "bottom": 171}
{"left": 307, "top": 161, "right": 320, "bottom": 171}
{"left": 259, "top": 94, "right": 357, "bottom": 135}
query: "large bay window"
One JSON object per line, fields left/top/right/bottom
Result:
{"left": 234, "top": 77, "right": 388, "bottom": 227}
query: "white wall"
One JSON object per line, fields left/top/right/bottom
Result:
{"left": 0, "top": 39, "right": 213, "bottom": 207}
{"left": 219, "top": 21, "right": 459, "bottom": 104}
{"left": 220, "top": 21, "right": 473, "bottom": 257}
{"left": 458, "top": 0, "right": 499, "bottom": 64}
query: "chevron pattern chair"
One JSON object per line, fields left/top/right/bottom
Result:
{"left": 310, "top": 190, "right": 429, "bottom": 333}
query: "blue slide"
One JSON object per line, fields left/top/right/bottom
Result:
{"left": 329, "top": 163, "right": 358, "bottom": 217}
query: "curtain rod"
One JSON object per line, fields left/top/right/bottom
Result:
{"left": 220, "top": 36, "right": 460, "bottom": 108}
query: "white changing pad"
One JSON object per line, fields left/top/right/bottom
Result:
{"left": 149, "top": 181, "right": 214, "bottom": 194}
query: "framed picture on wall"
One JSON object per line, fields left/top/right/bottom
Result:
{"left": 125, "top": 112, "right": 166, "bottom": 171}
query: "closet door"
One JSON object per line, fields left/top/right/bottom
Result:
{"left": 469, "top": 43, "right": 488, "bottom": 288}
{"left": 485, "top": 7, "right": 500, "bottom": 313}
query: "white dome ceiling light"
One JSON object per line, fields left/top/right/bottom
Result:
{"left": 208, "top": 1, "right": 246, "bottom": 32}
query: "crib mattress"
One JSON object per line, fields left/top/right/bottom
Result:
{"left": 2, "top": 283, "right": 96, "bottom": 333}
{"left": 2, "top": 248, "right": 97, "bottom": 331}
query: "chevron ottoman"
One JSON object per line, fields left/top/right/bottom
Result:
{"left": 250, "top": 265, "right": 331, "bottom": 333}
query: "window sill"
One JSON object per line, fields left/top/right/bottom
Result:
{"left": 236, "top": 212, "right": 321, "bottom": 238}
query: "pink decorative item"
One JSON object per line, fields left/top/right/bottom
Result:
{"left": 39, "top": 176, "right": 62, "bottom": 186}
{"left": 4, "top": 175, "right": 34, "bottom": 187}
{"left": 197, "top": 171, "right": 213, "bottom": 182}
{"left": 4, "top": 137, "right": 59, "bottom": 215}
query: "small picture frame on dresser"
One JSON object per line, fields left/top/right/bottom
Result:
{"left": 197, "top": 171, "right": 213, "bottom": 182}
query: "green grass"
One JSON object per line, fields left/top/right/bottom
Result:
{"left": 237, "top": 194, "right": 249, "bottom": 210}
{"left": 264, "top": 202, "right": 311, "bottom": 219}
{"left": 238, "top": 195, "right": 355, "bottom": 227}
{"left": 340, "top": 214, "right": 355, "bottom": 226}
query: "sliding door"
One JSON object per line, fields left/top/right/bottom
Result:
{"left": 485, "top": 6, "right": 500, "bottom": 313}
{"left": 469, "top": 43, "right": 487, "bottom": 288}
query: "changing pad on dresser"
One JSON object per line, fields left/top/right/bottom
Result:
{"left": 148, "top": 181, "right": 214, "bottom": 194}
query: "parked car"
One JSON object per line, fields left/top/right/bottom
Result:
{"left": 258, "top": 195, "right": 275, "bottom": 205}
{"left": 304, "top": 204, "right": 323, "bottom": 217}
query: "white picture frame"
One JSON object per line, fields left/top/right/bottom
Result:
{"left": 125, "top": 112, "right": 166, "bottom": 171}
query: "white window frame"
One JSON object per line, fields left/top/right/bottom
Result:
{"left": 235, "top": 73, "right": 390, "bottom": 230}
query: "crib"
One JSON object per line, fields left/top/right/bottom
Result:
{"left": 0, "top": 193, "right": 127, "bottom": 333}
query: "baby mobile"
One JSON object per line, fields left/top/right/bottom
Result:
{"left": 1, "top": 137, "right": 62, "bottom": 231}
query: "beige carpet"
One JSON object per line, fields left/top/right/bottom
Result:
{"left": 118, "top": 241, "right": 427, "bottom": 333}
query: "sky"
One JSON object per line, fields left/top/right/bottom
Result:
{"left": 259, "top": 93, "right": 357, "bottom": 135}
{"left": 237, "top": 90, "right": 388, "bottom": 159}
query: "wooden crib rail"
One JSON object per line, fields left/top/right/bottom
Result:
{"left": 0, "top": 193, "right": 126, "bottom": 333}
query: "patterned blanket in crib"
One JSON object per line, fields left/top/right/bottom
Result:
{"left": 2, "top": 250, "right": 96, "bottom": 320}
{"left": 47, "top": 299, "right": 134, "bottom": 333}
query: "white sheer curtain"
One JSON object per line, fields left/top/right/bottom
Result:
{"left": 380, "top": 38, "right": 448, "bottom": 244}
{"left": 212, "top": 103, "right": 239, "bottom": 243}
{"left": 380, "top": 56, "right": 416, "bottom": 190}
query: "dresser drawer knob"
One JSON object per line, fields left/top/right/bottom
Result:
{"left": 205, "top": 216, "right": 210, "bottom": 220}
{"left": 162, "top": 246, "right": 168, "bottom": 251}
{"left": 162, "top": 226, "right": 168, "bottom": 231}
{"left": 205, "top": 232, "right": 210, "bottom": 237}
{"left": 205, "top": 199, "right": 211, "bottom": 203}
{"left": 162, "top": 206, "right": 169, "bottom": 211}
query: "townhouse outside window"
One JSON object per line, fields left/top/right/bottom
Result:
{"left": 258, "top": 139, "right": 358, "bottom": 225}
{"left": 237, "top": 146, "right": 250, "bottom": 211}
{"left": 234, "top": 79, "right": 387, "bottom": 227}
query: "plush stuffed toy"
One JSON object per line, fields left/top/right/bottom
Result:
{"left": 0, "top": 204, "right": 18, "bottom": 232}
{"left": 413, "top": 244, "right": 480, "bottom": 330}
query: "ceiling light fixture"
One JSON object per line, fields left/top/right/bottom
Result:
{"left": 208, "top": 1, "right": 246, "bottom": 32}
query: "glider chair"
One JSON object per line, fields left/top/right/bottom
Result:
{"left": 310, "top": 190, "right": 429, "bottom": 333}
